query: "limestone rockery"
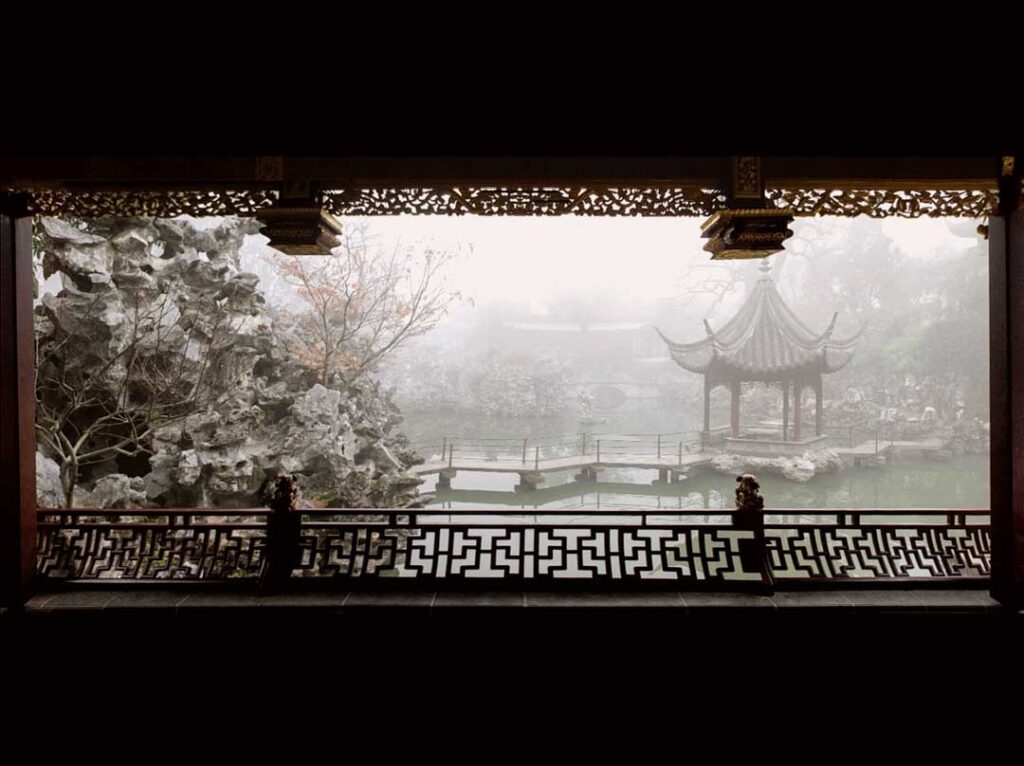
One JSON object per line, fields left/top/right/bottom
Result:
{"left": 34, "top": 216, "right": 426, "bottom": 510}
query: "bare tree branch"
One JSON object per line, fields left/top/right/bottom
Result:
{"left": 268, "top": 220, "right": 462, "bottom": 387}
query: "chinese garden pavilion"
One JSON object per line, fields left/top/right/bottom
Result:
{"left": 658, "top": 259, "right": 862, "bottom": 445}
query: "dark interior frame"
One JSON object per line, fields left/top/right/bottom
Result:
{"left": 2, "top": 155, "right": 1020, "bottom": 608}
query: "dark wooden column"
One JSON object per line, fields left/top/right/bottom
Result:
{"left": 990, "top": 157, "right": 1024, "bottom": 607}
{"left": 792, "top": 385, "right": 802, "bottom": 442}
{"left": 0, "top": 192, "right": 36, "bottom": 609}
{"left": 730, "top": 381, "right": 740, "bottom": 438}
{"left": 815, "top": 378, "right": 823, "bottom": 437}
{"left": 782, "top": 380, "right": 790, "bottom": 442}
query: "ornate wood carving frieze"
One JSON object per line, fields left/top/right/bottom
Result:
{"left": 13, "top": 186, "right": 1001, "bottom": 219}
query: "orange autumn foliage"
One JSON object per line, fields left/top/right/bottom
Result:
{"left": 268, "top": 222, "right": 461, "bottom": 386}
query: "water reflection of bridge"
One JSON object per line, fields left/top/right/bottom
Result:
{"left": 429, "top": 479, "right": 722, "bottom": 510}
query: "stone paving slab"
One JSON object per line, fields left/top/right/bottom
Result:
{"left": 19, "top": 588, "right": 1007, "bottom": 615}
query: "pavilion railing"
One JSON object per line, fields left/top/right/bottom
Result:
{"left": 821, "top": 422, "right": 944, "bottom": 450}
{"left": 35, "top": 507, "right": 990, "bottom": 588}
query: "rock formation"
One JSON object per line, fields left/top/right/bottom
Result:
{"left": 710, "top": 450, "right": 844, "bottom": 484}
{"left": 34, "top": 216, "right": 426, "bottom": 510}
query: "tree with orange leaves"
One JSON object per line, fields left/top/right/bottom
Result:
{"left": 269, "top": 221, "right": 461, "bottom": 387}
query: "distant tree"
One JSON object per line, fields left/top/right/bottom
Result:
{"left": 672, "top": 257, "right": 763, "bottom": 328}
{"left": 269, "top": 221, "right": 461, "bottom": 387}
{"left": 775, "top": 217, "right": 904, "bottom": 327}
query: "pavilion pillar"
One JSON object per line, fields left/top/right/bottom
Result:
{"left": 730, "top": 381, "right": 740, "bottom": 438}
{"left": 792, "top": 385, "right": 802, "bottom": 442}
{"left": 782, "top": 380, "right": 790, "bottom": 442}
{"left": 990, "top": 156, "right": 1024, "bottom": 607}
{"left": 0, "top": 193, "right": 36, "bottom": 610}
{"left": 703, "top": 375, "right": 711, "bottom": 434}
{"left": 815, "top": 378, "right": 823, "bottom": 437}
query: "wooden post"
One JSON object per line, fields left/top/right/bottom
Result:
{"left": 657, "top": 434, "right": 662, "bottom": 459}
{"left": 678, "top": 441, "right": 683, "bottom": 465}
{"left": 522, "top": 438, "right": 528, "bottom": 464}
{"left": 990, "top": 155, "right": 1024, "bottom": 607}
{"left": 596, "top": 439, "right": 602, "bottom": 463}
{"left": 534, "top": 445, "right": 540, "bottom": 471}
{"left": 441, "top": 436, "right": 447, "bottom": 462}
{"left": 0, "top": 193, "right": 36, "bottom": 609}
{"left": 793, "top": 385, "right": 802, "bottom": 442}
{"left": 448, "top": 443, "right": 454, "bottom": 467}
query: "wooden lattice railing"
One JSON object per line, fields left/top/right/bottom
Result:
{"left": 35, "top": 508, "right": 990, "bottom": 588}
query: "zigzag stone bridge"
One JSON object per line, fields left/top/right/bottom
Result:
{"left": 411, "top": 431, "right": 952, "bottom": 492}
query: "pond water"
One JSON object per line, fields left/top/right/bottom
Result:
{"left": 420, "top": 454, "right": 990, "bottom": 511}
{"left": 399, "top": 410, "right": 705, "bottom": 453}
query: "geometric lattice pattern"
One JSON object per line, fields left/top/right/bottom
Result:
{"left": 36, "top": 510, "right": 992, "bottom": 584}
{"left": 295, "top": 525, "right": 758, "bottom": 582}
{"left": 37, "top": 523, "right": 266, "bottom": 580}
{"left": 765, "top": 526, "right": 991, "bottom": 579}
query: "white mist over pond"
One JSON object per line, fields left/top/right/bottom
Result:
{"left": 350, "top": 215, "right": 989, "bottom": 512}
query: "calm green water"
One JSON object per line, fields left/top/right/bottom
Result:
{"left": 423, "top": 455, "right": 989, "bottom": 511}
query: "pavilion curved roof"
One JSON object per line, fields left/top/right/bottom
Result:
{"left": 657, "top": 265, "right": 864, "bottom": 379}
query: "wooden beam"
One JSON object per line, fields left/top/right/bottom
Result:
{"left": 762, "top": 156, "right": 998, "bottom": 189}
{"left": 0, "top": 192, "right": 36, "bottom": 609}
{"left": 0, "top": 155, "right": 1000, "bottom": 191}
{"left": 0, "top": 155, "right": 719, "bottom": 189}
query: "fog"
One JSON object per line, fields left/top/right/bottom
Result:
{"left": 36, "top": 212, "right": 991, "bottom": 511}
{"left": 282, "top": 214, "right": 989, "bottom": 510}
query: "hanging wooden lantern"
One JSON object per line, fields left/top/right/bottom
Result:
{"left": 701, "top": 207, "right": 795, "bottom": 260}
{"left": 257, "top": 181, "right": 342, "bottom": 255}
{"left": 700, "top": 156, "right": 795, "bottom": 260}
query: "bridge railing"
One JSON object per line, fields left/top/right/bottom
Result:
{"left": 822, "top": 421, "right": 944, "bottom": 451}
{"left": 409, "top": 430, "right": 705, "bottom": 466}
{"left": 35, "top": 507, "right": 990, "bottom": 588}
{"left": 821, "top": 424, "right": 883, "bottom": 449}
{"left": 878, "top": 418, "right": 940, "bottom": 441}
